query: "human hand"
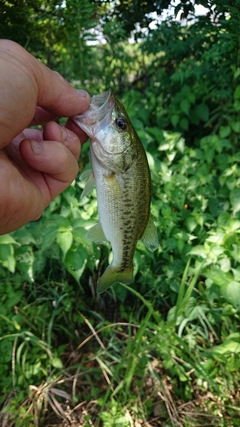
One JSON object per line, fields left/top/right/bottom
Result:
{"left": 0, "top": 39, "right": 91, "bottom": 235}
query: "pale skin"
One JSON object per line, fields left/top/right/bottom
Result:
{"left": 0, "top": 39, "right": 91, "bottom": 235}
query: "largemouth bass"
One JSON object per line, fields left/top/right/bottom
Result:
{"left": 73, "top": 90, "right": 158, "bottom": 293}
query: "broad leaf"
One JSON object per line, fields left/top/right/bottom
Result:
{"left": 56, "top": 230, "right": 73, "bottom": 259}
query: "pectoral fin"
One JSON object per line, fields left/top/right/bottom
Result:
{"left": 141, "top": 215, "right": 159, "bottom": 252}
{"left": 80, "top": 169, "right": 95, "bottom": 198}
{"left": 104, "top": 173, "right": 122, "bottom": 199}
{"left": 86, "top": 222, "right": 107, "bottom": 243}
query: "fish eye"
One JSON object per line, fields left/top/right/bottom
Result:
{"left": 115, "top": 117, "right": 127, "bottom": 131}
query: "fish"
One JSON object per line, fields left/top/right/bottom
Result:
{"left": 72, "top": 90, "right": 158, "bottom": 293}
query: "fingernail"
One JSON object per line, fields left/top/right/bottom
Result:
{"left": 76, "top": 89, "right": 89, "bottom": 98}
{"left": 62, "top": 127, "right": 70, "bottom": 142}
{"left": 30, "top": 140, "right": 44, "bottom": 154}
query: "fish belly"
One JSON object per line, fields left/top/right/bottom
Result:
{"left": 92, "top": 151, "right": 151, "bottom": 272}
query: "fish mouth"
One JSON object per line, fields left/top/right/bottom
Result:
{"left": 90, "top": 90, "right": 112, "bottom": 114}
{"left": 72, "top": 90, "right": 114, "bottom": 137}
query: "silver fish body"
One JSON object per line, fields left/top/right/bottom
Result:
{"left": 73, "top": 90, "right": 158, "bottom": 293}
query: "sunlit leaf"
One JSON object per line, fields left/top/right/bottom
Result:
{"left": 204, "top": 268, "right": 233, "bottom": 287}
{"left": 209, "top": 340, "right": 240, "bottom": 355}
{"left": 0, "top": 235, "right": 20, "bottom": 245}
{"left": 221, "top": 281, "right": 240, "bottom": 310}
{"left": 51, "top": 357, "right": 63, "bottom": 369}
{"left": 56, "top": 230, "right": 73, "bottom": 259}
{"left": 0, "top": 244, "right": 16, "bottom": 273}
{"left": 188, "top": 245, "right": 206, "bottom": 258}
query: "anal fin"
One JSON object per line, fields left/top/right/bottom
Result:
{"left": 141, "top": 215, "right": 159, "bottom": 252}
{"left": 86, "top": 222, "right": 107, "bottom": 244}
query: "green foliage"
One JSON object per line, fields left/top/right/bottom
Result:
{"left": 95, "top": 0, "right": 211, "bottom": 34}
{"left": 0, "top": 0, "right": 65, "bottom": 67}
{"left": 140, "top": 13, "right": 239, "bottom": 141}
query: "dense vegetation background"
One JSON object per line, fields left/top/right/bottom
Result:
{"left": 0, "top": 1, "right": 240, "bottom": 426}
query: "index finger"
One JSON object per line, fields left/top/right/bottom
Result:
{"left": 0, "top": 40, "right": 91, "bottom": 146}
{"left": 1, "top": 40, "right": 91, "bottom": 117}
{"left": 30, "top": 107, "right": 89, "bottom": 143}
{"left": 34, "top": 67, "right": 91, "bottom": 117}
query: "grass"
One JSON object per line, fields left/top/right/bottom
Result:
{"left": 0, "top": 266, "right": 239, "bottom": 426}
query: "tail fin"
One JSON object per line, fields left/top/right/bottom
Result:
{"left": 97, "top": 265, "right": 133, "bottom": 294}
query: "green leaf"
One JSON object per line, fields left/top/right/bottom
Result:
{"left": 146, "top": 126, "right": 164, "bottom": 143}
{"left": 233, "top": 85, "right": 240, "bottom": 100}
{"left": 56, "top": 230, "right": 73, "bottom": 258}
{"left": 229, "top": 244, "right": 240, "bottom": 262}
{"left": 230, "top": 188, "right": 240, "bottom": 212}
{"left": 64, "top": 247, "right": 87, "bottom": 281}
{"left": 72, "top": 227, "right": 93, "bottom": 249}
{"left": 204, "top": 269, "right": 233, "bottom": 287}
{"left": 188, "top": 245, "right": 206, "bottom": 258}
{"left": 185, "top": 216, "right": 197, "bottom": 233}
{"left": 12, "top": 228, "right": 36, "bottom": 245}
{"left": 0, "top": 235, "right": 20, "bottom": 245}
{"left": 51, "top": 357, "right": 63, "bottom": 369}
{"left": 180, "top": 99, "right": 190, "bottom": 116}
{"left": 180, "top": 84, "right": 191, "bottom": 96}
{"left": 180, "top": 117, "right": 189, "bottom": 130}
{"left": 217, "top": 211, "right": 230, "bottom": 227}
{"left": 219, "top": 125, "right": 231, "bottom": 138}
{"left": 0, "top": 340, "right": 12, "bottom": 363}
{"left": 231, "top": 121, "right": 240, "bottom": 133}
{"left": 171, "top": 114, "right": 179, "bottom": 127}
{"left": 0, "top": 244, "right": 16, "bottom": 273}
{"left": 41, "top": 226, "right": 59, "bottom": 250}
{"left": 195, "top": 103, "right": 209, "bottom": 122}
{"left": 209, "top": 340, "right": 240, "bottom": 356}
{"left": 221, "top": 281, "right": 240, "bottom": 310}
